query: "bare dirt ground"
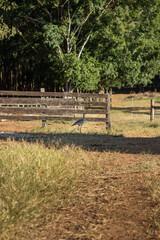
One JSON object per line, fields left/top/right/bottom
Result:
{"left": 28, "top": 171, "right": 154, "bottom": 240}
{"left": 0, "top": 120, "right": 160, "bottom": 240}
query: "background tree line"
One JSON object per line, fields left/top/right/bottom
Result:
{"left": 0, "top": 0, "right": 160, "bottom": 92}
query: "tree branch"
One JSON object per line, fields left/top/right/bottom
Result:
{"left": 99, "top": 0, "right": 114, "bottom": 19}
{"left": 21, "top": 15, "right": 39, "bottom": 26}
{"left": 15, "top": 28, "right": 38, "bottom": 54}
{"left": 38, "top": 0, "right": 53, "bottom": 23}
{"left": 57, "top": 45, "right": 64, "bottom": 60}
{"left": 14, "top": 25, "right": 51, "bottom": 63}
{"left": 127, "top": 10, "right": 144, "bottom": 27}
{"left": 70, "top": 10, "right": 92, "bottom": 44}
{"left": 67, "top": 0, "right": 71, "bottom": 54}
{"left": 78, "top": 0, "right": 114, "bottom": 58}
{"left": 61, "top": 0, "right": 69, "bottom": 8}
{"left": 78, "top": 30, "right": 92, "bottom": 59}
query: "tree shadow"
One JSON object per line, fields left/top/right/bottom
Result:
{"left": 0, "top": 132, "right": 159, "bottom": 155}
{"left": 112, "top": 107, "right": 150, "bottom": 115}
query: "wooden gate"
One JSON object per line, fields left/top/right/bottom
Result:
{"left": 0, "top": 89, "right": 111, "bottom": 129}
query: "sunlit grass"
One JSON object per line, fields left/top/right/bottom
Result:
{"left": 0, "top": 140, "right": 85, "bottom": 238}
{"left": 144, "top": 173, "right": 160, "bottom": 236}
{"left": 0, "top": 93, "right": 160, "bottom": 239}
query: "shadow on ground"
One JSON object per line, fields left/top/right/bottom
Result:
{"left": 112, "top": 107, "right": 150, "bottom": 115}
{"left": 0, "top": 132, "right": 159, "bottom": 155}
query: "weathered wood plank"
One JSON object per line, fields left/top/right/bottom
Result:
{"left": 0, "top": 107, "right": 106, "bottom": 115}
{"left": 106, "top": 94, "right": 111, "bottom": 129}
{"left": 0, "top": 91, "right": 108, "bottom": 98}
{"left": 0, "top": 97, "right": 106, "bottom": 106}
{"left": 0, "top": 115, "right": 106, "bottom": 122}
{"left": 150, "top": 99, "right": 155, "bottom": 121}
{"left": 41, "top": 88, "right": 47, "bottom": 127}
{"left": 155, "top": 101, "right": 160, "bottom": 104}
{"left": 0, "top": 91, "right": 110, "bottom": 126}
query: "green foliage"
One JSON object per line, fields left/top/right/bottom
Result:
{"left": 0, "top": 0, "right": 160, "bottom": 91}
{"left": 63, "top": 53, "right": 100, "bottom": 91}
{"left": 43, "top": 23, "right": 66, "bottom": 50}
{"left": 0, "top": 1, "right": 16, "bottom": 39}
{"left": 90, "top": 0, "right": 160, "bottom": 89}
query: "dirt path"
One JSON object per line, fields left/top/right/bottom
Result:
{"left": 0, "top": 121, "right": 159, "bottom": 240}
{"left": 21, "top": 168, "right": 157, "bottom": 240}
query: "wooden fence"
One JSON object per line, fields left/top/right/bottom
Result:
{"left": 0, "top": 89, "right": 111, "bottom": 129}
{"left": 150, "top": 99, "right": 160, "bottom": 121}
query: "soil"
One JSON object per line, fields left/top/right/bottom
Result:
{"left": 0, "top": 121, "right": 160, "bottom": 240}
{"left": 30, "top": 172, "right": 154, "bottom": 240}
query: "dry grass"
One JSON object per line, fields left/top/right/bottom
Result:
{"left": 0, "top": 141, "right": 85, "bottom": 239}
{"left": 143, "top": 172, "right": 160, "bottom": 239}
{"left": 0, "top": 93, "right": 160, "bottom": 239}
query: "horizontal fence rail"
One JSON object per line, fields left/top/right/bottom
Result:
{"left": 0, "top": 98, "right": 106, "bottom": 106}
{"left": 0, "top": 89, "right": 111, "bottom": 129}
{"left": 0, "top": 107, "right": 107, "bottom": 115}
{"left": 0, "top": 90, "right": 108, "bottom": 98}
{"left": 150, "top": 99, "right": 160, "bottom": 121}
{"left": 0, "top": 115, "right": 107, "bottom": 122}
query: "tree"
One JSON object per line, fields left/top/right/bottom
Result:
{"left": 39, "top": 0, "right": 117, "bottom": 91}
{"left": 1, "top": 0, "right": 116, "bottom": 91}
{"left": 0, "top": 1, "right": 16, "bottom": 40}
{"left": 1, "top": 0, "right": 160, "bottom": 91}
{"left": 90, "top": 0, "right": 160, "bottom": 90}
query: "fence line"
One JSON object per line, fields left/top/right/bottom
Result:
{"left": 0, "top": 89, "right": 111, "bottom": 129}
{"left": 150, "top": 99, "right": 160, "bottom": 121}
{"left": 0, "top": 90, "right": 109, "bottom": 98}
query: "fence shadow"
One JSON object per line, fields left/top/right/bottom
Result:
{"left": 0, "top": 132, "right": 159, "bottom": 155}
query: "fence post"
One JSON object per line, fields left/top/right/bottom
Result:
{"left": 106, "top": 93, "right": 111, "bottom": 129}
{"left": 109, "top": 88, "right": 112, "bottom": 108}
{"left": 150, "top": 99, "right": 154, "bottom": 121}
{"left": 131, "top": 97, "right": 134, "bottom": 107}
{"left": 41, "top": 88, "right": 47, "bottom": 127}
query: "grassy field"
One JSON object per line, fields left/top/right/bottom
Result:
{"left": 0, "top": 93, "right": 160, "bottom": 239}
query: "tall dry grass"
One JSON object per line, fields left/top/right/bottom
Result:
{"left": 0, "top": 93, "right": 160, "bottom": 239}
{"left": 0, "top": 140, "right": 86, "bottom": 239}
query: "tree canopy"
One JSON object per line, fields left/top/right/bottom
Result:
{"left": 0, "top": 0, "right": 160, "bottom": 91}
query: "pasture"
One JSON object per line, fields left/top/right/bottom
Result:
{"left": 0, "top": 93, "right": 160, "bottom": 240}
